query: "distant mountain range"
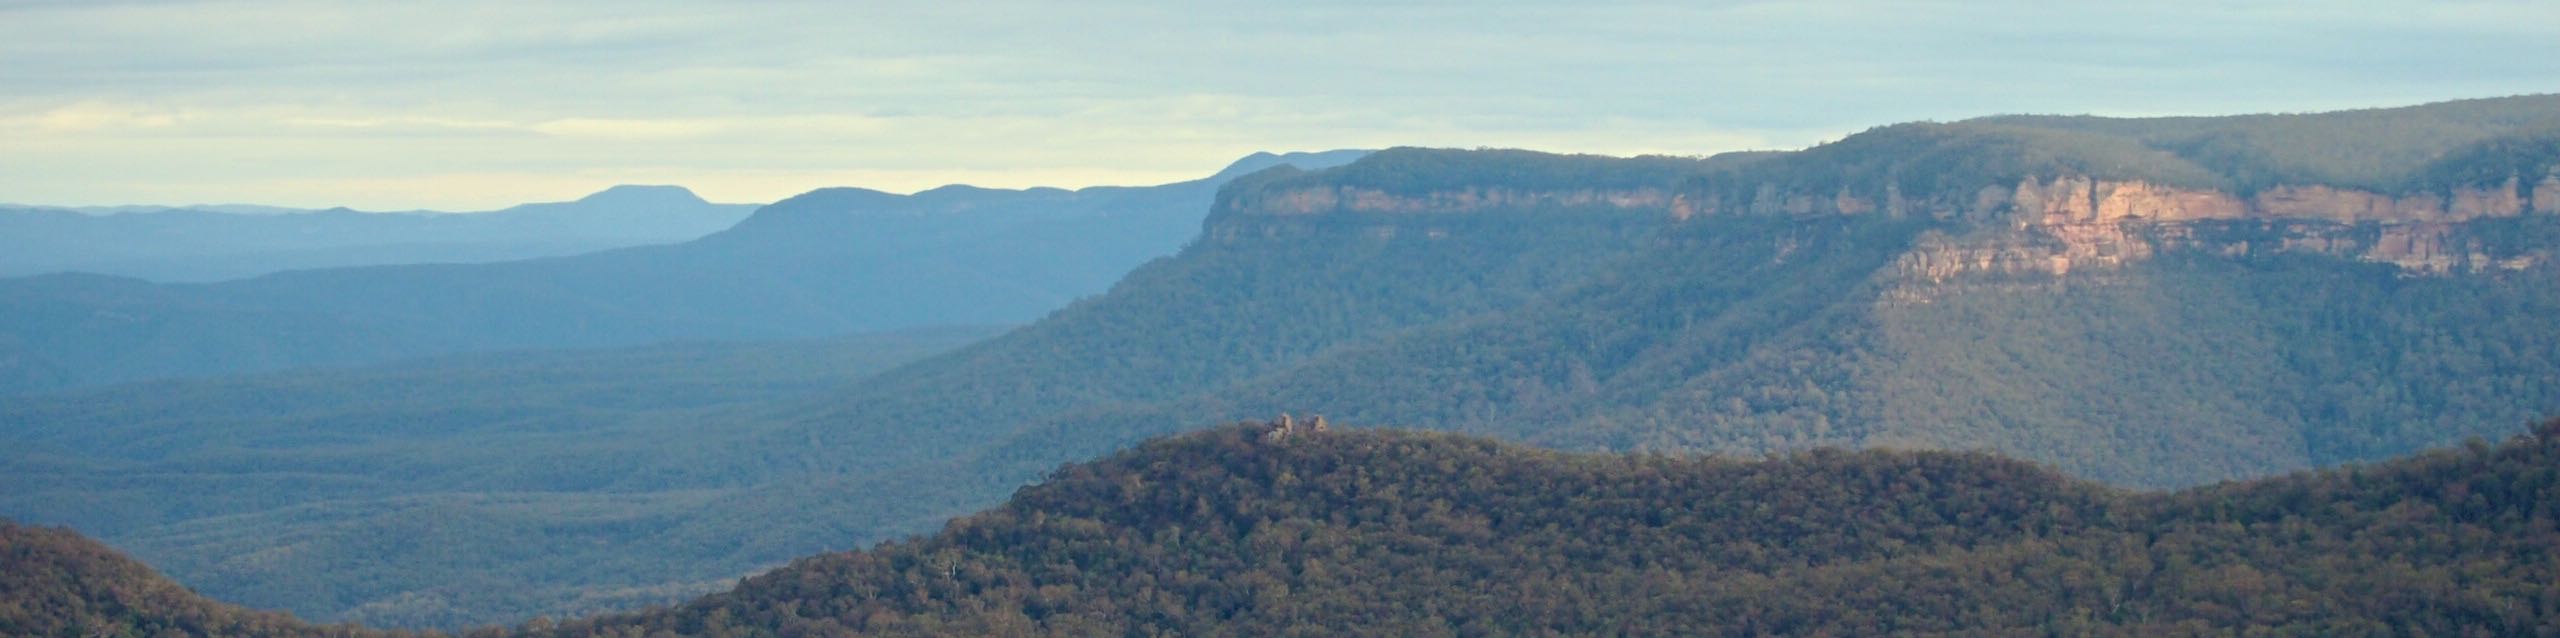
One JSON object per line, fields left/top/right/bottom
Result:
{"left": 0, "top": 150, "right": 1368, "bottom": 393}
{"left": 8, "top": 420, "right": 2557, "bottom": 635}
{"left": 0, "top": 185, "right": 759, "bottom": 282}
{"left": 4, "top": 95, "right": 2558, "bottom": 628}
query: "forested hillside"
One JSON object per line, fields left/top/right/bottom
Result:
{"left": 1133, "top": 222, "right": 2560, "bottom": 486}
{"left": 0, "top": 521, "right": 385, "bottom": 637}
{"left": 782, "top": 95, "right": 2560, "bottom": 505}
{"left": 12, "top": 420, "right": 2557, "bottom": 636}
{"left": 545, "top": 419, "right": 2560, "bottom": 636}
{"left": 763, "top": 181, "right": 1676, "bottom": 477}
{"left": 1975, "top": 94, "right": 2560, "bottom": 193}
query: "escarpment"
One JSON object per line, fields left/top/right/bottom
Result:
{"left": 1212, "top": 148, "right": 2559, "bottom": 284}
{"left": 1891, "top": 173, "right": 2557, "bottom": 285}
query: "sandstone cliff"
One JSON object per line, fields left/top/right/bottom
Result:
{"left": 1893, "top": 172, "right": 2555, "bottom": 285}
{"left": 1218, "top": 165, "right": 2560, "bottom": 281}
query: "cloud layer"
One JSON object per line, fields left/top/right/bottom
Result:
{"left": 4, "top": 0, "right": 2555, "bottom": 208}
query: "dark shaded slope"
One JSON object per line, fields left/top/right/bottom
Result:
{"left": 543, "top": 420, "right": 2560, "bottom": 637}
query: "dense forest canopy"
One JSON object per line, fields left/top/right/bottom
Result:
{"left": 534, "top": 419, "right": 2560, "bottom": 636}
{"left": 2417, "top": 130, "right": 2560, "bottom": 192}
{"left": 24, "top": 419, "right": 2548, "bottom": 636}
{"left": 0, "top": 521, "right": 390, "bottom": 637}
{"left": 1969, "top": 93, "right": 2560, "bottom": 193}
{"left": 1701, "top": 121, "right": 2236, "bottom": 197}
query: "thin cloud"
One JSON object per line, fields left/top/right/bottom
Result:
{"left": 1, "top": 0, "right": 2554, "bottom": 208}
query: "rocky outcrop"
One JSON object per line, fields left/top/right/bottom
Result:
{"left": 2004, "top": 175, "right": 2541, "bottom": 225}
{"left": 1891, "top": 174, "right": 2554, "bottom": 285}
{"left": 2010, "top": 178, "right": 2248, "bottom": 224}
{"left": 1892, "top": 219, "right": 2540, "bottom": 292}
{"left": 2539, "top": 172, "right": 2560, "bottom": 214}
{"left": 1259, "top": 413, "right": 1329, "bottom": 443}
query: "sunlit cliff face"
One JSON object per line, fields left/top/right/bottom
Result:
{"left": 1218, "top": 169, "right": 2560, "bottom": 287}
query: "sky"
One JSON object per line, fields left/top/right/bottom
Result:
{"left": 3, "top": 1, "right": 2556, "bottom": 210}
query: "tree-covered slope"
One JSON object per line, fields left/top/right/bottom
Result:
{"left": 1973, "top": 93, "right": 2560, "bottom": 193}
{"left": 760, "top": 182, "right": 1675, "bottom": 476}
{"left": 929, "top": 215, "right": 2560, "bottom": 493}
{"left": 825, "top": 138, "right": 2560, "bottom": 504}
{"left": 537, "top": 419, "right": 2560, "bottom": 637}
{"left": 14, "top": 421, "right": 2556, "bottom": 637}
{"left": 0, "top": 521, "right": 390, "bottom": 637}
{"left": 1677, "top": 93, "right": 2560, "bottom": 214}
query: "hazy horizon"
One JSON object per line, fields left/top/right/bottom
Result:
{"left": 6, "top": 1, "right": 2557, "bottom": 210}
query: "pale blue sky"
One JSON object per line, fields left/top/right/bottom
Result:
{"left": 3, "top": 0, "right": 2555, "bottom": 209}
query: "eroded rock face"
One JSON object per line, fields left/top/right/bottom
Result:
{"left": 1231, "top": 174, "right": 2546, "bottom": 224}
{"left": 2012, "top": 177, "right": 2249, "bottom": 225}
{"left": 2536, "top": 171, "right": 2560, "bottom": 214}
{"left": 2008, "top": 177, "right": 2533, "bottom": 226}
{"left": 1221, "top": 173, "right": 2553, "bottom": 281}
{"left": 1897, "top": 176, "right": 2547, "bottom": 284}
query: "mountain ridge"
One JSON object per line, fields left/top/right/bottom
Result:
{"left": 0, "top": 184, "right": 760, "bottom": 284}
{"left": 0, "top": 151, "right": 1368, "bottom": 393}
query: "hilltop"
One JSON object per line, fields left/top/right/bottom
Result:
{"left": 20, "top": 418, "right": 2556, "bottom": 636}
{"left": 0, "top": 521, "right": 385, "bottom": 637}
{"left": 536, "top": 418, "right": 2560, "bottom": 635}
